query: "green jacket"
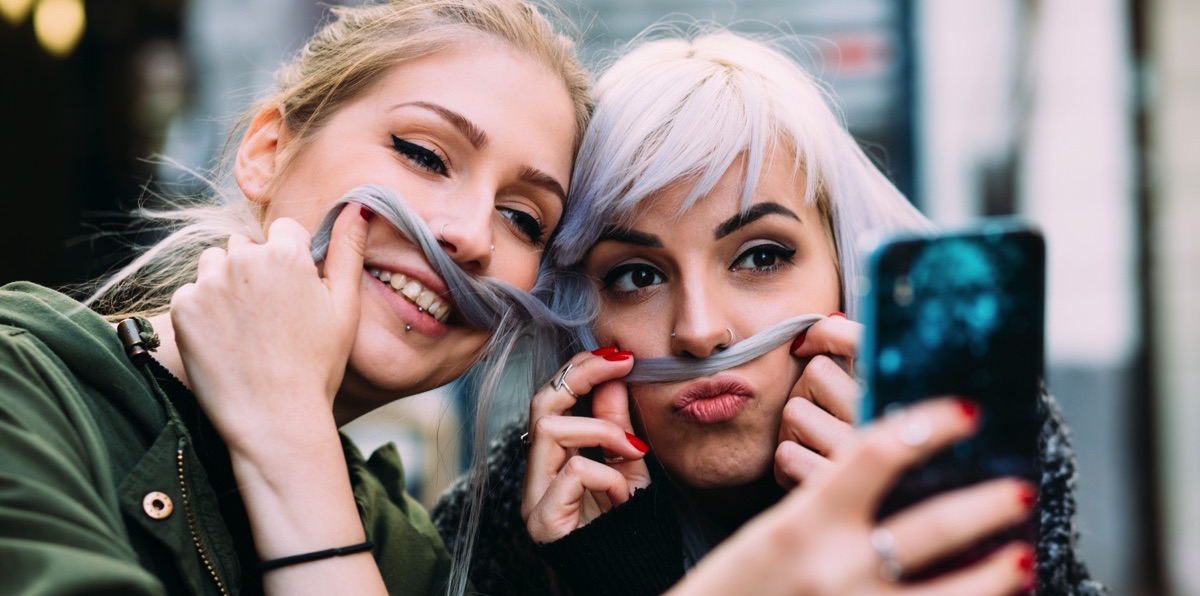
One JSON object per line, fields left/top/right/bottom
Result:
{"left": 0, "top": 282, "right": 456, "bottom": 595}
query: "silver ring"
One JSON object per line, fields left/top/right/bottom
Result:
{"left": 552, "top": 364, "right": 579, "bottom": 398}
{"left": 439, "top": 223, "right": 449, "bottom": 240}
{"left": 870, "top": 527, "right": 903, "bottom": 582}
{"left": 717, "top": 327, "right": 734, "bottom": 348}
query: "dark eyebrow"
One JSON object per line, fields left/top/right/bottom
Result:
{"left": 597, "top": 227, "right": 663, "bottom": 248}
{"left": 519, "top": 166, "right": 567, "bottom": 204}
{"left": 714, "top": 202, "right": 802, "bottom": 239}
{"left": 396, "top": 101, "right": 488, "bottom": 149}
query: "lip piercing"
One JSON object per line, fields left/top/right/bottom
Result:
{"left": 405, "top": 324, "right": 412, "bottom": 332}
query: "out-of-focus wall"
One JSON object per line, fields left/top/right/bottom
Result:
{"left": 919, "top": 0, "right": 1142, "bottom": 592}
{"left": 1149, "top": 0, "right": 1200, "bottom": 593}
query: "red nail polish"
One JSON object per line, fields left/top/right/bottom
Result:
{"left": 626, "top": 432, "right": 649, "bottom": 453}
{"left": 957, "top": 399, "right": 980, "bottom": 423}
{"left": 360, "top": 205, "right": 373, "bottom": 221}
{"left": 828, "top": 311, "right": 846, "bottom": 319}
{"left": 1018, "top": 484, "right": 1037, "bottom": 509}
{"left": 604, "top": 350, "right": 633, "bottom": 361}
{"left": 1018, "top": 545, "right": 1036, "bottom": 574}
{"left": 790, "top": 330, "right": 808, "bottom": 352}
{"left": 591, "top": 345, "right": 620, "bottom": 356}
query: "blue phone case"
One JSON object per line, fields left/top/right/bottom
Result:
{"left": 857, "top": 218, "right": 1045, "bottom": 576}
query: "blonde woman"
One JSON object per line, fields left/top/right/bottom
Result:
{"left": 0, "top": 1, "right": 589, "bottom": 594}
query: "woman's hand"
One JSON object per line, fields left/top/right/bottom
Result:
{"left": 170, "top": 204, "right": 368, "bottom": 454}
{"left": 776, "top": 312, "right": 861, "bottom": 489}
{"left": 521, "top": 347, "right": 652, "bottom": 544}
{"left": 669, "top": 398, "right": 1037, "bottom": 596}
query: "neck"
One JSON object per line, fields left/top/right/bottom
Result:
{"left": 671, "top": 474, "right": 785, "bottom": 533}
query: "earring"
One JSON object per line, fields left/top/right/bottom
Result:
{"left": 670, "top": 331, "right": 676, "bottom": 339}
{"left": 490, "top": 244, "right": 495, "bottom": 252}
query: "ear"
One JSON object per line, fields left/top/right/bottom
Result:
{"left": 234, "top": 105, "right": 288, "bottom": 204}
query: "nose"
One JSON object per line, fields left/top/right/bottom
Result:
{"left": 433, "top": 209, "right": 492, "bottom": 274}
{"left": 669, "top": 277, "right": 734, "bottom": 359}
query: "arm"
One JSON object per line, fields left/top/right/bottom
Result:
{"left": 667, "top": 398, "right": 1036, "bottom": 596}
{"left": 169, "top": 205, "right": 387, "bottom": 595}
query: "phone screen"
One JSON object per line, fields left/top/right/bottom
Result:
{"left": 858, "top": 220, "right": 1045, "bottom": 575}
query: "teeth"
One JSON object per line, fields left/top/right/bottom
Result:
{"left": 369, "top": 267, "right": 451, "bottom": 323}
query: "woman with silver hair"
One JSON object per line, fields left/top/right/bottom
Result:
{"left": 433, "top": 28, "right": 1102, "bottom": 596}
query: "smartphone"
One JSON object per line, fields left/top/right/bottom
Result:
{"left": 857, "top": 219, "right": 1044, "bottom": 576}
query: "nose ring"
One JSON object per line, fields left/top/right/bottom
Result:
{"left": 718, "top": 327, "right": 734, "bottom": 348}
{"left": 438, "top": 223, "right": 449, "bottom": 240}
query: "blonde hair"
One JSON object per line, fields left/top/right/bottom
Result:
{"left": 88, "top": 0, "right": 591, "bottom": 318}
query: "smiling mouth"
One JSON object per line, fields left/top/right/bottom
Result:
{"left": 367, "top": 267, "right": 452, "bottom": 323}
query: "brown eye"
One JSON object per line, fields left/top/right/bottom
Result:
{"left": 732, "top": 244, "right": 797, "bottom": 272}
{"left": 603, "top": 263, "right": 664, "bottom": 292}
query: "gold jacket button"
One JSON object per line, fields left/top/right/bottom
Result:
{"left": 142, "top": 491, "right": 174, "bottom": 519}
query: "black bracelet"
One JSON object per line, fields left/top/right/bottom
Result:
{"left": 258, "top": 540, "right": 374, "bottom": 572}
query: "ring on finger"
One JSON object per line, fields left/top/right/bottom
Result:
{"left": 552, "top": 364, "right": 579, "bottom": 398}
{"left": 870, "top": 526, "right": 904, "bottom": 582}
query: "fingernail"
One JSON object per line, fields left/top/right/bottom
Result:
{"left": 360, "top": 205, "right": 373, "bottom": 221}
{"left": 828, "top": 311, "right": 846, "bottom": 319}
{"left": 626, "top": 432, "right": 649, "bottom": 453}
{"left": 591, "top": 345, "right": 620, "bottom": 356}
{"left": 790, "top": 330, "right": 808, "bottom": 352}
{"left": 957, "top": 399, "right": 980, "bottom": 424}
{"left": 1018, "top": 483, "right": 1037, "bottom": 509}
{"left": 1018, "top": 546, "right": 1036, "bottom": 590}
{"left": 604, "top": 350, "right": 633, "bottom": 361}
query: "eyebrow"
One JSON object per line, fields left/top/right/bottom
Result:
{"left": 714, "top": 202, "right": 802, "bottom": 239}
{"left": 597, "top": 227, "right": 663, "bottom": 248}
{"left": 519, "top": 166, "right": 567, "bottom": 204}
{"left": 397, "top": 101, "right": 488, "bottom": 149}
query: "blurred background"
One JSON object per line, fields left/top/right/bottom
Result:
{"left": 1, "top": 0, "right": 1195, "bottom": 593}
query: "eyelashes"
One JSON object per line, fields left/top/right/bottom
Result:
{"left": 499, "top": 207, "right": 545, "bottom": 245}
{"left": 600, "top": 242, "right": 798, "bottom": 297}
{"left": 392, "top": 135, "right": 447, "bottom": 175}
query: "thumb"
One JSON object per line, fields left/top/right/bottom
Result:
{"left": 323, "top": 202, "right": 370, "bottom": 322}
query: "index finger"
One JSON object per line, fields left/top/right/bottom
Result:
{"left": 791, "top": 314, "right": 861, "bottom": 360}
{"left": 810, "top": 397, "right": 980, "bottom": 519}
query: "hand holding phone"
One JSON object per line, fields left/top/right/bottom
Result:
{"left": 857, "top": 219, "right": 1045, "bottom": 577}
